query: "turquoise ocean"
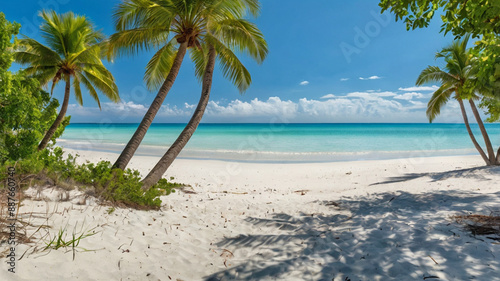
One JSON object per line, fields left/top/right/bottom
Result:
{"left": 58, "top": 123, "right": 500, "bottom": 163}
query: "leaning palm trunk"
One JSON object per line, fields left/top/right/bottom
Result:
{"left": 497, "top": 147, "right": 500, "bottom": 163}
{"left": 468, "top": 99, "right": 498, "bottom": 165}
{"left": 458, "top": 99, "right": 490, "bottom": 165}
{"left": 141, "top": 46, "right": 216, "bottom": 190}
{"left": 38, "top": 77, "right": 71, "bottom": 150}
{"left": 113, "top": 42, "right": 188, "bottom": 170}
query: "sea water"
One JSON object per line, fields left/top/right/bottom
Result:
{"left": 58, "top": 123, "right": 500, "bottom": 162}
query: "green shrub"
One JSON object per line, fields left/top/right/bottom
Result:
{"left": 1, "top": 148, "right": 181, "bottom": 209}
{"left": 0, "top": 13, "right": 66, "bottom": 163}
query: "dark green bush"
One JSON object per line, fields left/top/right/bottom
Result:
{"left": 1, "top": 148, "right": 181, "bottom": 209}
{"left": 0, "top": 13, "right": 66, "bottom": 163}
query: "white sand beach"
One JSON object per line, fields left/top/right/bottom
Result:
{"left": 3, "top": 150, "right": 500, "bottom": 281}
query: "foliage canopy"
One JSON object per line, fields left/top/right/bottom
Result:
{"left": 379, "top": 0, "right": 500, "bottom": 120}
{"left": 0, "top": 13, "right": 66, "bottom": 162}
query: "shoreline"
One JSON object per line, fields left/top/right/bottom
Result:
{"left": 57, "top": 140, "right": 479, "bottom": 164}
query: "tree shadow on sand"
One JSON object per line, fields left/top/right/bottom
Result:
{"left": 205, "top": 190, "right": 500, "bottom": 281}
{"left": 370, "top": 166, "right": 500, "bottom": 186}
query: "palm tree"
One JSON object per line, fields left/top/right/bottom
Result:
{"left": 142, "top": 20, "right": 267, "bottom": 189}
{"left": 417, "top": 36, "right": 499, "bottom": 166}
{"left": 14, "top": 10, "right": 119, "bottom": 150}
{"left": 108, "top": 0, "right": 264, "bottom": 170}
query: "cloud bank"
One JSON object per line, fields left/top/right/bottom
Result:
{"left": 68, "top": 89, "right": 468, "bottom": 123}
{"left": 399, "top": 85, "right": 439, "bottom": 91}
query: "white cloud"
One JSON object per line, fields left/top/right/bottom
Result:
{"left": 299, "top": 81, "right": 309, "bottom": 86}
{"left": 340, "top": 78, "right": 349, "bottom": 81}
{"left": 67, "top": 92, "right": 474, "bottom": 123}
{"left": 184, "top": 103, "right": 196, "bottom": 109}
{"left": 393, "top": 92, "right": 425, "bottom": 100}
{"left": 320, "top": 94, "right": 336, "bottom": 99}
{"left": 407, "top": 100, "right": 427, "bottom": 109}
{"left": 359, "top": 75, "right": 382, "bottom": 80}
{"left": 67, "top": 101, "right": 191, "bottom": 123}
{"left": 399, "top": 85, "right": 439, "bottom": 91}
{"left": 205, "top": 97, "right": 298, "bottom": 118}
{"left": 345, "top": 91, "right": 396, "bottom": 100}
{"left": 297, "top": 96, "right": 404, "bottom": 121}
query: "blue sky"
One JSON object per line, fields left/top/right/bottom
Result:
{"left": 3, "top": 0, "right": 471, "bottom": 123}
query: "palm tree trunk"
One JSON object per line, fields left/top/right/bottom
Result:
{"left": 497, "top": 147, "right": 500, "bottom": 163}
{"left": 141, "top": 45, "right": 217, "bottom": 190}
{"left": 468, "top": 99, "right": 498, "bottom": 165}
{"left": 38, "top": 76, "right": 71, "bottom": 150}
{"left": 113, "top": 42, "right": 188, "bottom": 170}
{"left": 458, "top": 99, "right": 490, "bottom": 165}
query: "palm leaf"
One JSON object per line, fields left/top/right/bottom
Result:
{"left": 210, "top": 35, "right": 251, "bottom": 93}
{"left": 81, "top": 67, "right": 120, "bottom": 103}
{"left": 73, "top": 75, "right": 84, "bottom": 106}
{"left": 77, "top": 73, "right": 102, "bottom": 109}
{"left": 107, "top": 27, "right": 170, "bottom": 59}
{"left": 426, "top": 85, "right": 455, "bottom": 123}
{"left": 416, "top": 66, "right": 457, "bottom": 85}
{"left": 14, "top": 38, "right": 62, "bottom": 65}
{"left": 144, "top": 37, "right": 178, "bottom": 90}
{"left": 209, "top": 18, "right": 267, "bottom": 63}
{"left": 189, "top": 43, "right": 208, "bottom": 82}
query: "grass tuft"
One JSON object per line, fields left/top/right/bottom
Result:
{"left": 43, "top": 221, "right": 99, "bottom": 260}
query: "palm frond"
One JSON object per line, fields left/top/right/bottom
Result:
{"left": 70, "top": 43, "right": 102, "bottom": 65}
{"left": 189, "top": 43, "right": 208, "bottom": 82}
{"left": 81, "top": 67, "right": 120, "bottom": 102}
{"left": 416, "top": 66, "right": 457, "bottom": 85}
{"left": 210, "top": 36, "right": 251, "bottom": 93}
{"left": 207, "top": 0, "right": 260, "bottom": 19}
{"left": 39, "top": 10, "right": 104, "bottom": 58}
{"left": 23, "top": 66, "right": 59, "bottom": 87}
{"left": 144, "top": 37, "right": 179, "bottom": 90}
{"left": 209, "top": 18, "right": 267, "bottom": 63}
{"left": 77, "top": 73, "right": 102, "bottom": 109}
{"left": 426, "top": 85, "right": 455, "bottom": 123}
{"left": 114, "top": 0, "right": 175, "bottom": 31}
{"left": 73, "top": 75, "right": 84, "bottom": 106}
{"left": 14, "top": 38, "right": 62, "bottom": 65}
{"left": 107, "top": 27, "right": 170, "bottom": 59}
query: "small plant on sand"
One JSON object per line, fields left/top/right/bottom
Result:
{"left": 42, "top": 222, "right": 99, "bottom": 260}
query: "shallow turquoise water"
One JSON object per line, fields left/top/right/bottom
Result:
{"left": 58, "top": 123, "right": 500, "bottom": 162}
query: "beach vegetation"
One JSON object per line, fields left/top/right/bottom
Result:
{"left": 379, "top": 0, "right": 500, "bottom": 122}
{"left": 42, "top": 222, "right": 99, "bottom": 260}
{"left": 417, "top": 36, "right": 500, "bottom": 165}
{"left": 379, "top": 0, "right": 499, "bottom": 37}
{"left": 0, "top": 13, "right": 65, "bottom": 163}
{"left": 107, "top": 0, "right": 267, "bottom": 173}
{"left": 139, "top": 0, "right": 268, "bottom": 189}
{"left": 14, "top": 10, "right": 120, "bottom": 151}
{"left": 1, "top": 147, "right": 183, "bottom": 209}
